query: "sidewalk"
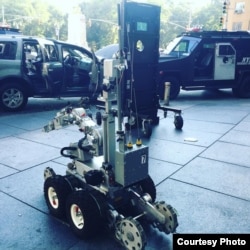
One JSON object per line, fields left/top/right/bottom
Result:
{"left": 0, "top": 90, "right": 250, "bottom": 249}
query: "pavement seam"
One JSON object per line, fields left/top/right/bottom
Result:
{"left": 168, "top": 178, "right": 250, "bottom": 203}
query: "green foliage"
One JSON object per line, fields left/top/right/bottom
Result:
{"left": 79, "top": 0, "right": 119, "bottom": 50}
{"left": 0, "top": 0, "right": 67, "bottom": 39}
{"left": 81, "top": 0, "right": 222, "bottom": 49}
{"left": 192, "top": 1, "right": 222, "bottom": 31}
{"left": 0, "top": 0, "right": 222, "bottom": 49}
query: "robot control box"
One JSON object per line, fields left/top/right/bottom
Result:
{"left": 115, "top": 144, "right": 148, "bottom": 186}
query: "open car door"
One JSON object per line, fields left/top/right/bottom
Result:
{"left": 23, "top": 39, "right": 63, "bottom": 95}
{"left": 214, "top": 43, "right": 236, "bottom": 80}
{"left": 61, "top": 44, "right": 93, "bottom": 94}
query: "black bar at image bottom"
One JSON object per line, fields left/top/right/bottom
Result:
{"left": 173, "top": 234, "right": 249, "bottom": 249}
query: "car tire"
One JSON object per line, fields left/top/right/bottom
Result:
{"left": 0, "top": 83, "right": 28, "bottom": 111}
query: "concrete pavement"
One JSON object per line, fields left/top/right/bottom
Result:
{"left": 0, "top": 90, "right": 250, "bottom": 249}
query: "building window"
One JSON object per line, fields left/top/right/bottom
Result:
{"left": 235, "top": 2, "right": 245, "bottom": 14}
{"left": 232, "top": 22, "right": 242, "bottom": 31}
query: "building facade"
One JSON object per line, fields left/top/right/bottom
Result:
{"left": 225, "top": 0, "right": 250, "bottom": 31}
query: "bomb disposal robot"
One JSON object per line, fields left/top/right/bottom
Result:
{"left": 43, "top": 1, "right": 178, "bottom": 249}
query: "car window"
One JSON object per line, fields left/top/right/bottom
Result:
{"left": 163, "top": 37, "right": 200, "bottom": 57}
{"left": 0, "top": 44, "right": 3, "bottom": 53}
{"left": 0, "top": 41, "right": 17, "bottom": 60}
{"left": 23, "top": 42, "right": 41, "bottom": 60}
{"left": 219, "top": 45, "right": 235, "bottom": 56}
{"left": 173, "top": 39, "right": 199, "bottom": 55}
{"left": 44, "top": 44, "right": 58, "bottom": 62}
{"left": 62, "top": 46, "right": 92, "bottom": 63}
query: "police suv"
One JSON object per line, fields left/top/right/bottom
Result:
{"left": 158, "top": 31, "right": 250, "bottom": 99}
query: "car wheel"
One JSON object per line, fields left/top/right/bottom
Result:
{"left": 0, "top": 83, "right": 28, "bottom": 111}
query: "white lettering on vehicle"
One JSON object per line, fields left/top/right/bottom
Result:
{"left": 237, "top": 57, "right": 250, "bottom": 65}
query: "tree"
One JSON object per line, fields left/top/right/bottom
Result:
{"left": 192, "top": 1, "right": 222, "bottom": 31}
{"left": 0, "top": 0, "right": 223, "bottom": 48}
{"left": 159, "top": 0, "right": 223, "bottom": 48}
{"left": 1, "top": 0, "right": 34, "bottom": 30}
{"left": 1, "top": 0, "right": 67, "bottom": 39}
{"left": 160, "top": 1, "right": 190, "bottom": 48}
{"left": 79, "top": 0, "right": 119, "bottom": 50}
{"left": 42, "top": 5, "right": 67, "bottom": 40}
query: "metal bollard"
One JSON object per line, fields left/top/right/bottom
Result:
{"left": 164, "top": 82, "right": 171, "bottom": 106}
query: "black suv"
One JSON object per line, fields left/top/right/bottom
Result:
{"left": 158, "top": 31, "right": 250, "bottom": 99}
{"left": 0, "top": 35, "right": 101, "bottom": 111}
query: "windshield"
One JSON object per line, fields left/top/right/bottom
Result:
{"left": 62, "top": 47, "right": 92, "bottom": 63}
{"left": 95, "top": 44, "right": 119, "bottom": 59}
{"left": 163, "top": 36, "right": 201, "bottom": 57}
{"left": 164, "top": 37, "right": 182, "bottom": 54}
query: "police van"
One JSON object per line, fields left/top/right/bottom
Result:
{"left": 158, "top": 31, "right": 250, "bottom": 99}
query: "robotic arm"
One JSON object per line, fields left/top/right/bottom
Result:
{"left": 43, "top": 106, "right": 91, "bottom": 132}
{"left": 43, "top": 106, "right": 103, "bottom": 160}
